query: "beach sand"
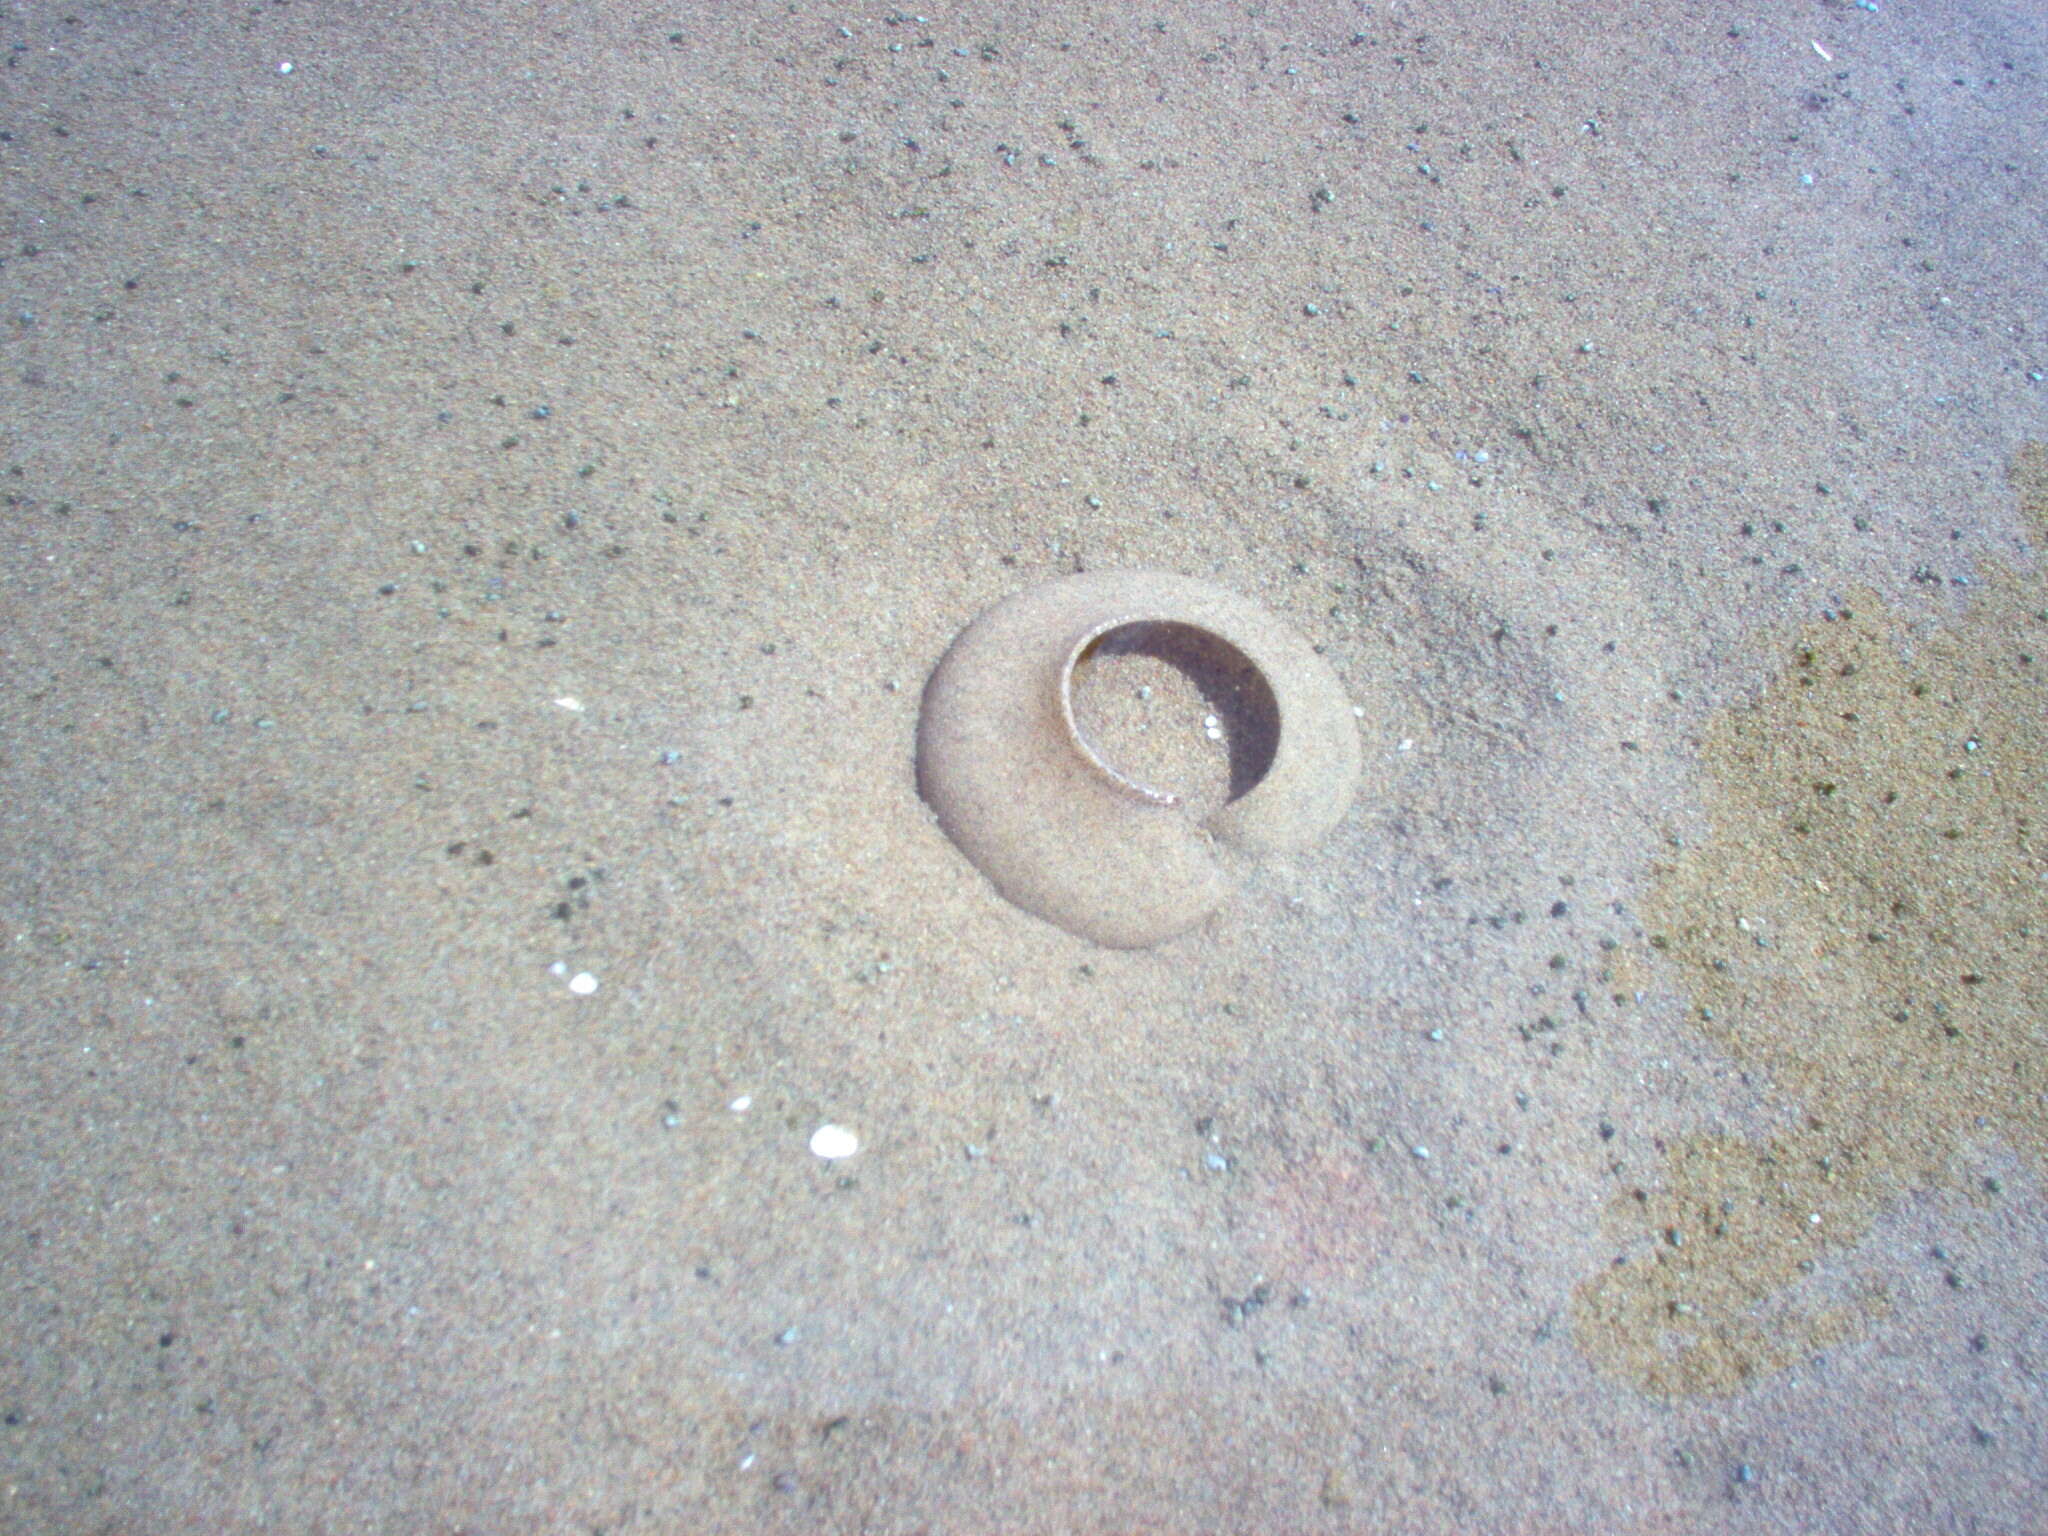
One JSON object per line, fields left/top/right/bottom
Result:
{"left": 2, "top": 2, "right": 2043, "bottom": 1530}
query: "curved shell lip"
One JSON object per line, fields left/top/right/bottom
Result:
{"left": 917, "top": 568, "right": 1362, "bottom": 948}
{"left": 1058, "top": 613, "right": 1186, "bottom": 810}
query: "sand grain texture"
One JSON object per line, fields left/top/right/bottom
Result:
{"left": 2, "top": 2, "right": 2045, "bottom": 1531}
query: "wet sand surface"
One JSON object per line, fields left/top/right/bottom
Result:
{"left": 2, "top": 2, "right": 2043, "bottom": 1530}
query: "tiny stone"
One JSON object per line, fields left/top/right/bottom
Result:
{"left": 810, "top": 1123, "right": 860, "bottom": 1159}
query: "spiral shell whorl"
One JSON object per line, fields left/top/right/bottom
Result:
{"left": 916, "top": 570, "right": 1361, "bottom": 947}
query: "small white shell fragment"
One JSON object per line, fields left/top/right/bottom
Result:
{"left": 554, "top": 696, "right": 584, "bottom": 712}
{"left": 730, "top": 1095, "right": 752, "bottom": 1113}
{"left": 567, "top": 971, "right": 599, "bottom": 995}
{"left": 549, "top": 961, "right": 569, "bottom": 976}
{"left": 278, "top": 60, "right": 294, "bottom": 74}
{"left": 810, "top": 1123, "right": 860, "bottom": 1159}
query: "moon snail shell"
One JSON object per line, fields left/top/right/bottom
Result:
{"left": 916, "top": 570, "right": 1363, "bottom": 947}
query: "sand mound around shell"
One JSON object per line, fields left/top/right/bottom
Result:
{"left": 916, "top": 570, "right": 1362, "bottom": 947}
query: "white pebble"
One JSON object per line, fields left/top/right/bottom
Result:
{"left": 730, "top": 1095, "right": 752, "bottom": 1113}
{"left": 278, "top": 60, "right": 294, "bottom": 74}
{"left": 810, "top": 1123, "right": 860, "bottom": 1159}
{"left": 554, "top": 696, "right": 584, "bottom": 712}
{"left": 567, "top": 972, "right": 598, "bottom": 995}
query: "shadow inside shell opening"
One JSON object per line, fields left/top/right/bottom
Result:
{"left": 1070, "top": 621, "right": 1281, "bottom": 814}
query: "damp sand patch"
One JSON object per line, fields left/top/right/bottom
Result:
{"left": 1572, "top": 445, "right": 2048, "bottom": 1397}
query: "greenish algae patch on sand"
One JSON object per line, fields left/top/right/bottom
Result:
{"left": 1573, "top": 445, "right": 2048, "bottom": 1397}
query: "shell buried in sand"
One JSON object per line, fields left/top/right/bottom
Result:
{"left": 916, "top": 570, "right": 1362, "bottom": 947}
